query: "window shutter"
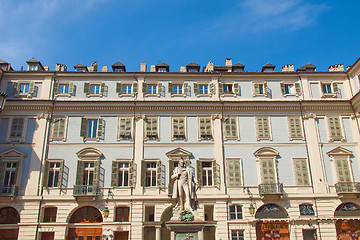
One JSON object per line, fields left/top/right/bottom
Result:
{"left": 183, "top": 82, "right": 189, "bottom": 96}
{"left": 42, "top": 161, "right": 50, "bottom": 187}
{"left": 0, "top": 162, "right": 4, "bottom": 187}
{"left": 333, "top": 82, "right": 338, "bottom": 93}
{"left": 129, "top": 161, "right": 135, "bottom": 187}
{"left": 261, "top": 159, "right": 275, "bottom": 184}
{"left": 328, "top": 117, "right": 343, "bottom": 139}
{"left": 280, "top": 83, "right": 285, "bottom": 95}
{"left": 28, "top": 81, "right": 35, "bottom": 96}
{"left": 93, "top": 160, "right": 100, "bottom": 186}
{"left": 53, "top": 82, "right": 59, "bottom": 95}
{"left": 227, "top": 160, "right": 241, "bottom": 187}
{"left": 141, "top": 160, "right": 146, "bottom": 186}
{"left": 156, "top": 160, "right": 162, "bottom": 187}
{"left": 197, "top": 160, "right": 203, "bottom": 186}
{"left": 13, "top": 161, "right": 20, "bottom": 185}
{"left": 336, "top": 159, "right": 352, "bottom": 182}
{"left": 178, "top": 118, "right": 185, "bottom": 136}
{"left": 132, "top": 82, "right": 138, "bottom": 96}
{"left": 97, "top": 118, "right": 104, "bottom": 140}
{"left": 168, "top": 82, "right": 173, "bottom": 95}
{"left": 253, "top": 83, "right": 259, "bottom": 95}
{"left": 80, "top": 117, "right": 87, "bottom": 138}
{"left": 111, "top": 161, "right": 119, "bottom": 187}
{"left": 84, "top": 82, "right": 90, "bottom": 94}
{"left": 294, "top": 159, "right": 309, "bottom": 186}
{"left": 234, "top": 83, "right": 239, "bottom": 95}
{"left": 12, "top": 82, "right": 19, "bottom": 96}
{"left": 213, "top": 160, "right": 219, "bottom": 188}
{"left": 69, "top": 82, "right": 74, "bottom": 95}
{"left": 116, "top": 82, "right": 122, "bottom": 94}
{"left": 263, "top": 82, "right": 268, "bottom": 96}
{"left": 209, "top": 83, "right": 215, "bottom": 95}
{"left": 218, "top": 83, "right": 224, "bottom": 95}
{"left": 169, "top": 160, "right": 174, "bottom": 186}
{"left": 100, "top": 83, "right": 106, "bottom": 96}
{"left": 288, "top": 117, "right": 303, "bottom": 139}
{"left": 194, "top": 83, "right": 199, "bottom": 95}
{"left": 142, "top": 82, "right": 147, "bottom": 96}
{"left": 58, "top": 161, "right": 64, "bottom": 188}
{"left": 295, "top": 83, "right": 301, "bottom": 95}
{"left": 76, "top": 160, "right": 84, "bottom": 185}
{"left": 157, "top": 83, "right": 163, "bottom": 97}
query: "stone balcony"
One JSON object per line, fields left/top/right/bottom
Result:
{"left": 258, "top": 183, "right": 284, "bottom": 197}
{"left": 73, "top": 185, "right": 100, "bottom": 197}
{"left": 335, "top": 182, "right": 360, "bottom": 195}
{"left": 0, "top": 185, "right": 18, "bottom": 198}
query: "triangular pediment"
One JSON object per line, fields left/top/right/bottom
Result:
{"left": 77, "top": 147, "right": 103, "bottom": 160}
{"left": 0, "top": 148, "right": 27, "bottom": 159}
{"left": 166, "top": 147, "right": 192, "bottom": 158}
{"left": 327, "top": 147, "right": 352, "bottom": 156}
{"left": 254, "top": 147, "right": 279, "bottom": 157}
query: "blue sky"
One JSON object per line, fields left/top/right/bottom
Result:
{"left": 1, "top": 0, "right": 359, "bottom": 72}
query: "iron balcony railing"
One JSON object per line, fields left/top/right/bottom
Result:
{"left": 259, "top": 183, "right": 284, "bottom": 195}
{"left": 0, "top": 185, "right": 18, "bottom": 197}
{"left": 335, "top": 182, "right": 360, "bottom": 194}
{"left": 73, "top": 185, "right": 100, "bottom": 196}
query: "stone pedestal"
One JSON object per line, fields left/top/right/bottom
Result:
{"left": 166, "top": 221, "right": 206, "bottom": 240}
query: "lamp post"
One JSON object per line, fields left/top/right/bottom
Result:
{"left": 0, "top": 92, "right": 7, "bottom": 112}
{"left": 103, "top": 189, "right": 112, "bottom": 218}
{"left": 246, "top": 188, "right": 256, "bottom": 215}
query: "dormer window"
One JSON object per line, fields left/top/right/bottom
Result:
{"left": 74, "top": 63, "right": 88, "bottom": 72}
{"left": 114, "top": 69, "right": 123, "bottom": 72}
{"left": 155, "top": 62, "right": 169, "bottom": 72}
{"left": 158, "top": 68, "right": 166, "bottom": 72}
{"left": 261, "top": 63, "right": 275, "bottom": 72}
{"left": 29, "top": 65, "right": 37, "bottom": 71}
{"left": 75, "top": 68, "right": 86, "bottom": 72}
{"left": 186, "top": 62, "right": 200, "bottom": 72}
{"left": 112, "top": 61, "right": 126, "bottom": 72}
{"left": 26, "top": 58, "right": 44, "bottom": 71}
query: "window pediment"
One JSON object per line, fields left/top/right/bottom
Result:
{"left": 76, "top": 147, "right": 103, "bottom": 160}
{"left": 253, "top": 147, "right": 279, "bottom": 157}
{"left": 166, "top": 147, "right": 192, "bottom": 159}
{"left": 327, "top": 146, "right": 352, "bottom": 156}
{"left": 0, "top": 148, "right": 27, "bottom": 160}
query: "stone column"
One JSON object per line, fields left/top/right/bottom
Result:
{"left": 156, "top": 227, "right": 161, "bottom": 240}
{"left": 198, "top": 229, "right": 204, "bottom": 240}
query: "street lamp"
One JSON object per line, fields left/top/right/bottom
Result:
{"left": 0, "top": 92, "right": 7, "bottom": 112}
{"left": 246, "top": 188, "right": 256, "bottom": 215}
{"left": 103, "top": 206, "right": 109, "bottom": 218}
{"left": 249, "top": 203, "right": 256, "bottom": 215}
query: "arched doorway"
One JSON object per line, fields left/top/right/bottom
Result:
{"left": 67, "top": 206, "right": 103, "bottom": 240}
{"left": 255, "top": 204, "right": 290, "bottom": 240}
{"left": 335, "top": 202, "right": 360, "bottom": 239}
{"left": 0, "top": 207, "right": 20, "bottom": 240}
{"left": 161, "top": 206, "right": 173, "bottom": 240}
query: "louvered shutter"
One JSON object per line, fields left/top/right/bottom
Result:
{"left": 69, "top": 82, "right": 74, "bottom": 95}
{"left": 53, "top": 82, "right": 59, "bottom": 95}
{"left": 295, "top": 83, "right": 301, "bottom": 95}
{"left": 116, "top": 83, "right": 122, "bottom": 94}
{"left": 141, "top": 160, "right": 146, "bottom": 186}
{"left": 256, "top": 117, "right": 270, "bottom": 139}
{"left": 156, "top": 160, "right": 162, "bottom": 187}
{"left": 28, "top": 81, "right": 35, "bottom": 96}
{"left": 178, "top": 118, "right": 185, "bottom": 136}
{"left": 288, "top": 117, "right": 303, "bottom": 139}
{"left": 93, "top": 160, "right": 100, "bottom": 186}
{"left": 43, "top": 161, "right": 50, "bottom": 187}
{"left": 157, "top": 83, "right": 163, "bottom": 97}
{"left": 194, "top": 83, "right": 199, "bottom": 95}
{"left": 84, "top": 82, "right": 90, "bottom": 94}
{"left": 280, "top": 83, "right": 285, "bottom": 95}
{"left": 336, "top": 159, "right": 352, "bottom": 182}
{"left": 234, "top": 83, "right": 239, "bottom": 95}
{"left": 13, "top": 161, "right": 20, "bottom": 186}
{"left": 76, "top": 160, "right": 84, "bottom": 185}
{"left": 128, "top": 161, "right": 135, "bottom": 187}
{"left": 197, "top": 161, "right": 203, "bottom": 186}
{"left": 227, "top": 160, "right": 241, "bottom": 187}
{"left": 333, "top": 82, "right": 338, "bottom": 93}
{"left": 261, "top": 159, "right": 275, "bottom": 184}
{"left": 58, "top": 118, "right": 66, "bottom": 140}
{"left": 212, "top": 160, "right": 219, "bottom": 188}
{"left": 183, "top": 82, "right": 189, "bottom": 96}
{"left": 169, "top": 160, "right": 174, "bottom": 186}
{"left": 294, "top": 159, "right": 309, "bottom": 186}
{"left": 219, "top": 83, "right": 224, "bottom": 95}
{"left": 111, "top": 161, "right": 119, "bottom": 187}
{"left": 209, "top": 83, "right": 215, "bottom": 95}
{"left": 96, "top": 118, "right": 104, "bottom": 140}
{"left": 132, "top": 82, "right": 138, "bottom": 96}
{"left": 80, "top": 118, "right": 87, "bottom": 138}
{"left": 100, "top": 83, "right": 105, "bottom": 96}
{"left": 168, "top": 82, "right": 173, "bottom": 95}
{"left": 253, "top": 83, "right": 259, "bottom": 95}
{"left": 263, "top": 82, "right": 268, "bottom": 96}
{"left": 12, "top": 82, "right": 19, "bottom": 96}
{"left": 328, "top": 117, "right": 343, "bottom": 139}
{"left": 152, "top": 118, "right": 158, "bottom": 137}
{"left": 58, "top": 161, "right": 64, "bottom": 188}
{"left": 142, "top": 82, "right": 147, "bottom": 96}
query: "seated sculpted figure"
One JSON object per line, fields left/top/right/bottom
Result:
{"left": 171, "top": 158, "right": 199, "bottom": 211}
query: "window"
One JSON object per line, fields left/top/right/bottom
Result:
{"left": 253, "top": 82, "right": 267, "bottom": 96}
{"left": 287, "top": 116, "right": 303, "bottom": 140}
{"left": 118, "top": 118, "right": 132, "bottom": 140}
{"left": 29, "top": 65, "right": 37, "bottom": 71}
{"left": 145, "top": 117, "right": 159, "bottom": 140}
{"left": 197, "top": 160, "right": 218, "bottom": 187}
{"left": 44, "top": 161, "right": 63, "bottom": 188}
{"left": 145, "top": 206, "right": 155, "bottom": 222}
{"left": 19, "top": 83, "right": 30, "bottom": 93}
{"left": 115, "top": 68, "right": 124, "bottom": 72}
{"left": 158, "top": 68, "right": 166, "bottom": 72}
{"left": 168, "top": 82, "right": 189, "bottom": 96}
{"left": 84, "top": 82, "right": 105, "bottom": 97}
{"left": 9, "top": 118, "right": 25, "bottom": 140}
{"left": 204, "top": 205, "right": 214, "bottom": 221}
{"left": 116, "top": 82, "right": 138, "bottom": 96}
{"left": 80, "top": 117, "right": 104, "bottom": 141}
{"left": 59, "top": 84, "right": 69, "bottom": 94}
{"left": 335, "top": 159, "right": 352, "bottom": 182}
{"left": 293, "top": 158, "right": 310, "bottom": 186}
{"left": 12, "top": 81, "right": 35, "bottom": 97}
{"left": 142, "top": 82, "right": 162, "bottom": 97}
{"left": 280, "top": 82, "right": 301, "bottom": 96}
{"left": 199, "top": 117, "right": 212, "bottom": 140}
{"left": 194, "top": 83, "right": 215, "bottom": 96}
{"left": 75, "top": 149, "right": 102, "bottom": 190}
{"left": 255, "top": 117, "right": 272, "bottom": 140}
{"left": 172, "top": 117, "right": 186, "bottom": 140}
{"left": 141, "top": 160, "right": 162, "bottom": 187}
{"left": 231, "top": 230, "right": 244, "bottom": 240}
{"left": 260, "top": 158, "right": 276, "bottom": 184}
{"left": 229, "top": 205, "right": 243, "bottom": 220}
{"left": 327, "top": 116, "right": 344, "bottom": 141}
{"left": 219, "top": 83, "right": 240, "bottom": 96}
{"left": 202, "top": 161, "right": 213, "bottom": 186}
{"left": 148, "top": 84, "right": 157, "bottom": 94}
{"left": 327, "top": 147, "right": 354, "bottom": 186}
{"left": 111, "top": 161, "right": 134, "bottom": 187}
{"left": 2, "top": 162, "right": 17, "bottom": 193}
{"left": 50, "top": 117, "right": 67, "bottom": 141}
{"left": 299, "top": 204, "right": 315, "bottom": 216}
{"left": 83, "top": 162, "right": 95, "bottom": 185}
{"left": 43, "top": 207, "right": 57, "bottom": 222}
{"left": 226, "top": 159, "right": 242, "bottom": 187}
{"left": 224, "top": 117, "right": 239, "bottom": 140}
{"left": 53, "top": 82, "right": 74, "bottom": 96}
{"left": 115, "top": 207, "right": 129, "bottom": 222}
{"left": 321, "top": 82, "right": 338, "bottom": 97}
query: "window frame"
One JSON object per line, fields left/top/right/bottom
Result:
{"left": 168, "top": 82, "right": 189, "bottom": 97}
{"left": 144, "top": 116, "right": 159, "bottom": 141}
{"left": 84, "top": 82, "right": 105, "bottom": 97}
{"left": 196, "top": 159, "right": 218, "bottom": 188}
{"left": 0, "top": 149, "right": 26, "bottom": 193}
{"left": 50, "top": 116, "right": 68, "bottom": 141}
{"left": 194, "top": 82, "right": 215, "bottom": 97}
{"left": 255, "top": 116, "right": 272, "bottom": 141}
{"left": 142, "top": 82, "right": 162, "bottom": 97}
{"left": 53, "top": 82, "right": 74, "bottom": 97}
{"left": 299, "top": 203, "right": 315, "bottom": 216}
{"left": 231, "top": 230, "right": 244, "bottom": 240}
{"left": 254, "top": 148, "right": 279, "bottom": 185}
{"left": 321, "top": 82, "right": 338, "bottom": 98}
{"left": 223, "top": 117, "right": 239, "bottom": 140}
{"left": 292, "top": 158, "right": 310, "bottom": 186}
{"left": 287, "top": 116, "right": 304, "bottom": 140}
{"left": 6, "top": 117, "right": 28, "bottom": 143}
{"left": 43, "top": 159, "right": 64, "bottom": 188}
{"left": 327, "top": 147, "right": 354, "bottom": 184}
{"left": 42, "top": 207, "right": 57, "bottom": 222}
{"left": 326, "top": 116, "right": 345, "bottom": 142}
{"left": 141, "top": 159, "right": 162, "bottom": 188}
{"left": 229, "top": 205, "right": 243, "bottom": 220}
{"left": 115, "top": 206, "right": 130, "bottom": 222}
{"left": 280, "top": 82, "right": 301, "bottom": 97}
{"left": 117, "top": 117, "right": 133, "bottom": 140}
{"left": 12, "top": 81, "right": 35, "bottom": 98}
{"left": 252, "top": 82, "right": 267, "bottom": 97}
{"left": 111, "top": 159, "right": 134, "bottom": 188}
{"left": 219, "top": 82, "right": 240, "bottom": 97}
{"left": 80, "top": 117, "right": 104, "bottom": 141}
{"left": 116, "top": 82, "right": 138, "bottom": 97}
{"left": 171, "top": 116, "right": 187, "bottom": 141}
{"left": 198, "top": 117, "right": 213, "bottom": 141}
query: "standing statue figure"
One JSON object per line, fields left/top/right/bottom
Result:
{"left": 171, "top": 158, "right": 199, "bottom": 211}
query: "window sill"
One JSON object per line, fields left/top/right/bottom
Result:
{"left": 321, "top": 94, "right": 336, "bottom": 98}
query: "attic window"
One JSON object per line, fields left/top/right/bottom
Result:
{"left": 29, "top": 65, "right": 37, "bottom": 71}
{"left": 158, "top": 68, "right": 167, "bottom": 72}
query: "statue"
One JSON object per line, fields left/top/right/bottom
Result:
{"left": 171, "top": 158, "right": 199, "bottom": 211}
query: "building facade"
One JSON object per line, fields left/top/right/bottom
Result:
{"left": 0, "top": 58, "right": 360, "bottom": 239}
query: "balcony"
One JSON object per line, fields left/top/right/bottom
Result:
{"left": 335, "top": 182, "right": 360, "bottom": 195}
{"left": 73, "top": 185, "right": 100, "bottom": 197}
{"left": 259, "top": 183, "right": 284, "bottom": 197}
{"left": 0, "top": 185, "right": 18, "bottom": 198}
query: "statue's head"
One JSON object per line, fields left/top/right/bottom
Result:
{"left": 179, "top": 157, "right": 185, "bottom": 167}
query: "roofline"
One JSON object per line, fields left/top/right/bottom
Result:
{"left": 347, "top": 57, "right": 360, "bottom": 77}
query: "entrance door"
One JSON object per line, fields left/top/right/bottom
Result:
{"left": 0, "top": 229, "right": 18, "bottom": 240}
{"left": 67, "top": 228, "right": 102, "bottom": 240}
{"left": 256, "top": 221, "right": 290, "bottom": 240}
{"left": 114, "top": 231, "right": 129, "bottom": 240}
{"left": 40, "top": 232, "right": 55, "bottom": 240}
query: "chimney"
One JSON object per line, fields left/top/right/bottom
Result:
{"left": 180, "top": 66, "right": 186, "bottom": 72}
{"left": 102, "top": 66, "right": 108, "bottom": 72}
{"left": 88, "top": 61, "right": 98, "bottom": 72}
{"left": 204, "top": 61, "right": 214, "bottom": 72}
{"left": 150, "top": 65, "right": 156, "bottom": 72}
{"left": 140, "top": 62, "right": 147, "bottom": 72}
{"left": 55, "top": 64, "right": 67, "bottom": 71}
{"left": 282, "top": 64, "right": 294, "bottom": 72}
{"left": 328, "top": 64, "right": 344, "bottom": 72}
{"left": 43, "top": 66, "right": 49, "bottom": 71}
{"left": 226, "top": 58, "right": 232, "bottom": 67}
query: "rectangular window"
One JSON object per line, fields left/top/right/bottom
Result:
{"left": 158, "top": 68, "right": 166, "bottom": 72}
{"left": 145, "top": 117, "right": 158, "bottom": 140}
{"left": 9, "top": 118, "right": 25, "bottom": 139}
{"left": 199, "top": 117, "right": 212, "bottom": 140}
{"left": 173, "top": 84, "right": 183, "bottom": 94}
{"left": 84, "top": 82, "right": 105, "bottom": 96}
{"left": 284, "top": 84, "right": 294, "bottom": 94}
{"left": 116, "top": 207, "right": 129, "bottom": 222}
{"left": 145, "top": 162, "right": 157, "bottom": 187}
{"left": 322, "top": 83, "right": 332, "bottom": 94}
{"left": 168, "top": 82, "right": 188, "bottom": 96}
{"left": 227, "top": 159, "right": 242, "bottom": 187}
{"left": 51, "top": 117, "right": 67, "bottom": 141}
{"left": 255, "top": 117, "right": 271, "bottom": 140}
{"left": 172, "top": 117, "right": 186, "bottom": 140}
{"left": 59, "top": 84, "right": 69, "bottom": 94}
{"left": 223, "top": 84, "right": 233, "bottom": 94}
{"left": 53, "top": 82, "right": 74, "bottom": 96}
{"left": 293, "top": 158, "right": 310, "bottom": 186}
{"left": 112, "top": 161, "right": 134, "bottom": 187}
{"left": 145, "top": 206, "right": 155, "bottom": 222}
{"left": 147, "top": 84, "right": 157, "bottom": 95}
{"left": 19, "top": 83, "right": 30, "bottom": 93}
{"left": 328, "top": 116, "right": 343, "bottom": 141}
{"left": 12, "top": 81, "right": 35, "bottom": 97}
{"left": 253, "top": 82, "right": 267, "bottom": 96}
{"left": 43, "top": 207, "right": 57, "bottom": 222}
{"left": 321, "top": 82, "right": 338, "bottom": 97}
{"left": 118, "top": 162, "right": 129, "bottom": 187}
{"left": 90, "top": 84, "right": 101, "bottom": 94}
{"left": 29, "top": 65, "right": 37, "bottom": 71}
{"left": 194, "top": 83, "right": 214, "bottom": 96}
{"left": 202, "top": 161, "right": 213, "bottom": 186}
{"left": 3, "top": 162, "right": 17, "bottom": 187}
{"left": 288, "top": 116, "right": 303, "bottom": 140}
{"left": 122, "top": 84, "right": 132, "bottom": 94}
{"left": 141, "top": 160, "right": 162, "bottom": 187}
{"left": 229, "top": 205, "right": 243, "bottom": 220}
{"left": 47, "top": 162, "right": 61, "bottom": 187}
{"left": 231, "top": 230, "right": 244, "bottom": 240}
{"left": 197, "top": 160, "right": 218, "bottom": 187}
{"left": 87, "top": 119, "right": 98, "bottom": 138}
{"left": 260, "top": 158, "right": 276, "bottom": 184}
{"left": 118, "top": 118, "right": 132, "bottom": 140}
{"left": 280, "top": 82, "right": 301, "bottom": 96}
{"left": 224, "top": 117, "right": 238, "bottom": 139}
{"left": 80, "top": 117, "right": 104, "bottom": 141}
{"left": 336, "top": 159, "right": 352, "bottom": 182}
{"left": 83, "top": 162, "right": 95, "bottom": 185}
{"left": 199, "top": 84, "right": 208, "bottom": 94}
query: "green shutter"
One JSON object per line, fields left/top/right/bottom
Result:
{"left": 93, "top": 160, "right": 100, "bottom": 186}
{"left": 178, "top": 118, "right": 185, "bottom": 136}
{"left": 97, "top": 118, "right": 104, "bottom": 140}
{"left": 280, "top": 83, "right": 285, "bottom": 95}
{"left": 12, "top": 82, "right": 19, "bottom": 96}
{"left": 253, "top": 83, "right": 259, "bottom": 95}
{"left": 263, "top": 82, "right": 268, "bottom": 96}
{"left": 333, "top": 82, "right": 338, "bottom": 93}
{"left": 69, "top": 82, "right": 74, "bottom": 95}
{"left": 261, "top": 159, "right": 275, "bottom": 184}
{"left": 111, "top": 161, "right": 119, "bottom": 187}
{"left": 197, "top": 160, "right": 203, "bottom": 187}
{"left": 169, "top": 160, "right": 174, "bottom": 186}
{"left": 183, "top": 82, "right": 189, "bottom": 96}
{"left": 194, "top": 83, "right": 199, "bottom": 95}
{"left": 227, "top": 160, "right": 241, "bottom": 187}
{"left": 76, "top": 160, "right": 84, "bottom": 185}
{"left": 157, "top": 83, "right": 163, "bottom": 97}
{"left": 0, "top": 161, "right": 4, "bottom": 186}
{"left": 132, "top": 82, "right": 138, "bottom": 96}
{"left": 43, "top": 161, "right": 50, "bottom": 187}
{"left": 328, "top": 117, "right": 343, "bottom": 139}
{"left": 156, "top": 160, "right": 162, "bottom": 187}
{"left": 142, "top": 82, "right": 147, "bottom": 96}
{"left": 168, "top": 82, "right": 173, "bottom": 95}
{"left": 288, "top": 117, "right": 303, "bottom": 139}
{"left": 80, "top": 118, "right": 87, "bottom": 138}
{"left": 210, "top": 83, "right": 215, "bottom": 95}
{"left": 13, "top": 161, "right": 20, "bottom": 186}
{"left": 218, "top": 83, "right": 223, "bottom": 95}
{"left": 336, "top": 159, "right": 352, "bottom": 182}
{"left": 141, "top": 160, "right": 146, "bottom": 186}
{"left": 28, "top": 81, "right": 35, "bottom": 95}
{"left": 100, "top": 83, "right": 106, "bottom": 95}
{"left": 129, "top": 161, "right": 135, "bottom": 187}
{"left": 116, "top": 82, "right": 122, "bottom": 94}
{"left": 58, "top": 161, "right": 64, "bottom": 188}
{"left": 84, "top": 82, "right": 90, "bottom": 94}
{"left": 295, "top": 82, "right": 301, "bottom": 95}
{"left": 234, "top": 83, "right": 239, "bottom": 95}
{"left": 53, "top": 82, "right": 59, "bottom": 95}
{"left": 213, "top": 160, "right": 219, "bottom": 188}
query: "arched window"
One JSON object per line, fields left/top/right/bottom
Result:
{"left": 0, "top": 207, "right": 20, "bottom": 224}
{"left": 299, "top": 204, "right": 315, "bottom": 216}
{"left": 69, "top": 206, "right": 103, "bottom": 223}
{"left": 255, "top": 204, "right": 288, "bottom": 219}
{"left": 334, "top": 202, "right": 360, "bottom": 217}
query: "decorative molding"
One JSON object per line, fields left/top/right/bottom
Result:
{"left": 303, "top": 113, "right": 317, "bottom": 119}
